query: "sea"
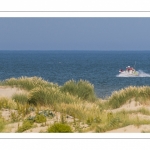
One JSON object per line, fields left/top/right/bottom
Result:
{"left": 0, "top": 50, "right": 150, "bottom": 99}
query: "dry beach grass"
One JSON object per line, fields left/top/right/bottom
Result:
{"left": 1, "top": 77, "right": 150, "bottom": 133}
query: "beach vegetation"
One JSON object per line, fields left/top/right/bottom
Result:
{"left": 0, "top": 97, "right": 17, "bottom": 109}
{"left": 2, "top": 76, "right": 58, "bottom": 91}
{"left": 12, "top": 93, "right": 28, "bottom": 104}
{"left": 28, "top": 86, "right": 78, "bottom": 106}
{"left": 60, "top": 79, "right": 97, "bottom": 102}
{"left": 108, "top": 86, "right": 150, "bottom": 109}
{"left": 10, "top": 111, "right": 21, "bottom": 122}
{"left": 1, "top": 77, "right": 150, "bottom": 132}
{"left": 0, "top": 115, "right": 5, "bottom": 132}
{"left": 47, "top": 123, "right": 72, "bottom": 133}
{"left": 16, "top": 103, "right": 31, "bottom": 117}
{"left": 34, "top": 114, "right": 46, "bottom": 123}
{"left": 17, "top": 119, "right": 34, "bottom": 132}
{"left": 136, "top": 108, "right": 150, "bottom": 115}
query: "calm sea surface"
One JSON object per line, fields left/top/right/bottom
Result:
{"left": 0, "top": 50, "right": 150, "bottom": 98}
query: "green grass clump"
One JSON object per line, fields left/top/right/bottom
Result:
{"left": 10, "top": 111, "right": 20, "bottom": 122}
{"left": 137, "top": 108, "right": 150, "bottom": 115}
{"left": 61, "top": 79, "right": 97, "bottom": 102}
{"left": 54, "top": 102, "right": 102, "bottom": 125}
{"left": 0, "top": 116, "right": 5, "bottom": 132}
{"left": 2, "top": 76, "right": 58, "bottom": 91}
{"left": 0, "top": 97, "right": 17, "bottom": 109}
{"left": 95, "top": 111, "right": 131, "bottom": 132}
{"left": 108, "top": 86, "right": 150, "bottom": 109}
{"left": 34, "top": 114, "right": 46, "bottom": 123}
{"left": 17, "top": 120, "right": 34, "bottom": 132}
{"left": 14, "top": 103, "right": 32, "bottom": 118}
{"left": 28, "top": 86, "right": 77, "bottom": 106}
{"left": 12, "top": 93, "right": 28, "bottom": 104}
{"left": 0, "top": 121, "right": 5, "bottom": 132}
{"left": 131, "top": 117, "right": 150, "bottom": 127}
{"left": 47, "top": 123, "right": 72, "bottom": 133}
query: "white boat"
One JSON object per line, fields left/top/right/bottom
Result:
{"left": 119, "top": 66, "right": 139, "bottom": 76}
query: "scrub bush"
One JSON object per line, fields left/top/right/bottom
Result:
{"left": 34, "top": 114, "right": 46, "bottom": 123}
{"left": 47, "top": 123, "right": 72, "bottom": 133}
{"left": 17, "top": 120, "right": 34, "bottom": 132}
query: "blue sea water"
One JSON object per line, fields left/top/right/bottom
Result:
{"left": 0, "top": 50, "right": 150, "bottom": 98}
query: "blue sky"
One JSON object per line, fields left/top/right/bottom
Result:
{"left": 0, "top": 18, "right": 150, "bottom": 50}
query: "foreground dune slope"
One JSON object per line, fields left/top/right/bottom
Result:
{"left": 1, "top": 84, "right": 150, "bottom": 133}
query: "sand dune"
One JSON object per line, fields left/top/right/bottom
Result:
{"left": 1, "top": 86, "right": 150, "bottom": 133}
{"left": 0, "top": 86, "right": 26, "bottom": 98}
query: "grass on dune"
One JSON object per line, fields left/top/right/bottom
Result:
{"left": 108, "top": 86, "right": 150, "bottom": 109}
{"left": 1, "top": 76, "right": 58, "bottom": 91}
{"left": 0, "top": 114, "right": 5, "bottom": 132}
{"left": 47, "top": 123, "right": 72, "bottom": 133}
{"left": 95, "top": 109, "right": 150, "bottom": 132}
{"left": 54, "top": 102, "right": 101, "bottom": 123}
{"left": 28, "top": 86, "right": 80, "bottom": 106}
{"left": 12, "top": 93, "right": 29, "bottom": 105}
{"left": 1, "top": 77, "right": 97, "bottom": 104}
{"left": 60, "top": 79, "right": 97, "bottom": 102}
{"left": 0, "top": 97, "right": 17, "bottom": 110}
{"left": 2, "top": 77, "right": 150, "bottom": 132}
{"left": 17, "top": 120, "right": 34, "bottom": 132}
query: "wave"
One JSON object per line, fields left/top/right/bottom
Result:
{"left": 116, "top": 70, "right": 150, "bottom": 77}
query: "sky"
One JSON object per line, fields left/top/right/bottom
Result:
{"left": 0, "top": 18, "right": 150, "bottom": 51}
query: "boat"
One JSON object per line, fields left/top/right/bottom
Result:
{"left": 119, "top": 66, "right": 139, "bottom": 76}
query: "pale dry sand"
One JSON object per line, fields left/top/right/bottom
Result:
{"left": 0, "top": 86, "right": 26, "bottom": 99}
{"left": 106, "top": 125, "right": 150, "bottom": 133}
{"left": 105, "top": 99, "right": 150, "bottom": 133}
{"left": 110, "top": 100, "right": 143, "bottom": 112}
{"left": 106, "top": 99, "right": 150, "bottom": 114}
{"left": 4, "top": 122, "right": 23, "bottom": 133}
